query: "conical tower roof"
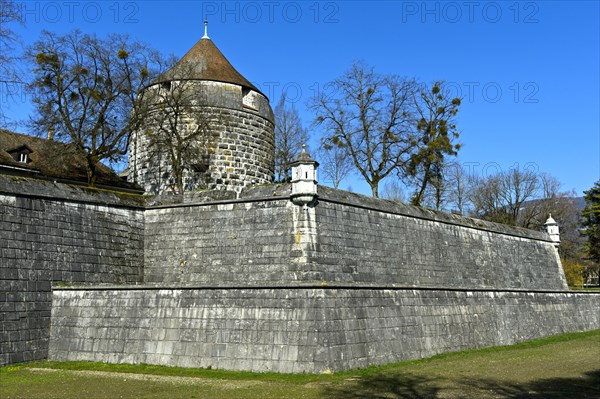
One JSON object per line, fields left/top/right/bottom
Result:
{"left": 157, "top": 36, "right": 262, "bottom": 95}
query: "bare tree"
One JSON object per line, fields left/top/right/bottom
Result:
{"left": 310, "top": 61, "right": 418, "bottom": 197}
{"left": 315, "top": 141, "right": 353, "bottom": 189}
{"left": 518, "top": 174, "right": 573, "bottom": 228}
{"left": 273, "top": 93, "right": 309, "bottom": 182}
{"left": 27, "top": 30, "right": 164, "bottom": 186}
{"left": 468, "top": 167, "right": 581, "bottom": 235}
{"left": 0, "top": 0, "right": 22, "bottom": 76}
{"left": 420, "top": 177, "right": 450, "bottom": 211}
{"left": 0, "top": 0, "right": 24, "bottom": 126}
{"left": 381, "top": 179, "right": 406, "bottom": 203}
{"left": 444, "top": 162, "right": 473, "bottom": 215}
{"left": 470, "top": 167, "right": 539, "bottom": 226}
{"left": 141, "top": 76, "right": 217, "bottom": 194}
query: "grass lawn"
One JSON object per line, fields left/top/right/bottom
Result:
{"left": 1, "top": 330, "right": 599, "bottom": 399}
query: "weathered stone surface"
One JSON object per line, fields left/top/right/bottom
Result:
{"left": 143, "top": 184, "right": 567, "bottom": 290}
{"left": 48, "top": 286, "right": 600, "bottom": 373}
{"left": 128, "top": 81, "right": 275, "bottom": 196}
{"left": 0, "top": 176, "right": 587, "bottom": 371}
{"left": 0, "top": 175, "right": 145, "bottom": 208}
{"left": 314, "top": 190, "right": 566, "bottom": 290}
{"left": 0, "top": 176, "right": 144, "bottom": 366}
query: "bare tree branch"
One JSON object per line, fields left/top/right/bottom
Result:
{"left": 139, "top": 71, "right": 219, "bottom": 194}
{"left": 0, "top": 0, "right": 25, "bottom": 126}
{"left": 273, "top": 93, "right": 309, "bottom": 182}
{"left": 309, "top": 61, "right": 418, "bottom": 197}
{"left": 316, "top": 140, "right": 353, "bottom": 189}
{"left": 27, "top": 30, "right": 165, "bottom": 186}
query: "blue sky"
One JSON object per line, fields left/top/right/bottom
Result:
{"left": 2, "top": 0, "right": 599, "bottom": 197}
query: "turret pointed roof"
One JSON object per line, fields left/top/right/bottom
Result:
{"left": 544, "top": 214, "right": 557, "bottom": 226}
{"left": 291, "top": 145, "right": 319, "bottom": 167}
{"left": 157, "top": 36, "right": 262, "bottom": 95}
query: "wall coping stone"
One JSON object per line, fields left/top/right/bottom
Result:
{"left": 1, "top": 175, "right": 553, "bottom": 243}
{"left": 318, "top": 185, "right": 552, "bottom": 242}
{"left": 147, "top": 195, "right": 290, "bottom": 209}
{"left": 51, "top": 283, "right": 600, "bottom": 295}
{"left": 146, "top": 183, "right": 553, "bottom": 243}
{"left": 0, "top": 175, "right": 146, "bottom": 209}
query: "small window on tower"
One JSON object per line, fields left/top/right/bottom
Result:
{"left": 160, "top": 81, "right": 171, "bottom": 91}
{"left": 242, "top": 88, "right": 258, "bottom": 110}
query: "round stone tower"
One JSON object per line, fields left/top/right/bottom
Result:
{"left": 128, "top": 26, "right": 274, "bottom": 195}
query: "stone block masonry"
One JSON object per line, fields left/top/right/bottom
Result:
{"left": 314, "top": 187, "right": 568, "bottom": 290}
{"left": 128, "top": 80, "right": 275, "bottom": 195}
{"left": 2, "top": 177, "right": 592, "bottom": 370}
{"left": 0, "top": 176, "right": 144, "bottom": 366}
{"left": 49, "top": 286, "right": 600, "bottom": 373}
{"left": 143, "top": 195, "right": 295, "bottom": 284}
{"left": 143, "top": 184, "right": 568, "bottom": 290}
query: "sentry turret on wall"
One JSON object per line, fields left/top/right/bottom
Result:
{"left": 290, "top": 145, "right": 319, "bottom": 206}
{"left": 544, "top": 214, "right": 560, "bottom": 248}
{"left": 128, "top": 21, "right": 275, "bottom": 195}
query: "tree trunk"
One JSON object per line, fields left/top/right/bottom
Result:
{"left": 86, "top": 156, "right": 98, "bottom": 187}
{"left": 173, "top": 162, "right": 184, "bottom": 194}
{"left": 176, "top": 173, "right": 184, "bottom": 195}
{"left": 370, "top": 180, "right": 379, "bottom": 198}
{"left": 412, "top": 163, "right": 432, "bottom": 206}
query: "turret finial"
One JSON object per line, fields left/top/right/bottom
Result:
{"left": 202, "top": 19, "right": 209, "bottom": 39}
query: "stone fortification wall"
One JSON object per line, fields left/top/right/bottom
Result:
{"left": 315, "top": 187, "right": 567, "bottom": 290}
{"left": 2, "top": 178, "right": 577, "bottom": 369}
{"left": 144, "top": 184, "right": 567, "bottom": 290}
{"left": 49, "top": 286, "right": 600, "bottom": 373}
{"left": 143, "top": 185, "right": 295, "bottom": 284}
{"left": 0, "top": 176, "right": 144, "bottom": 366}
{"left": 128, "top": 81, "right": 275, "bottom": 195}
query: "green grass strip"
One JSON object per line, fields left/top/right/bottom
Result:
{"left": 2, "top": 329, "right": 598, "bottom": 383}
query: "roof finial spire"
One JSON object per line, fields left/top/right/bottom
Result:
{"left": 202, "top": 19, "right": 209, "bottom": 39}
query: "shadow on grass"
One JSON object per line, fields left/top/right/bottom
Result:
{"left": 322, "top": 370, "right": 600, "bottom": 399}
{"left": 322, "top": 373, "right": 441, "bottom": 398}
{"left": 459, "top": 369, "right": 600, "bottom": 399}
